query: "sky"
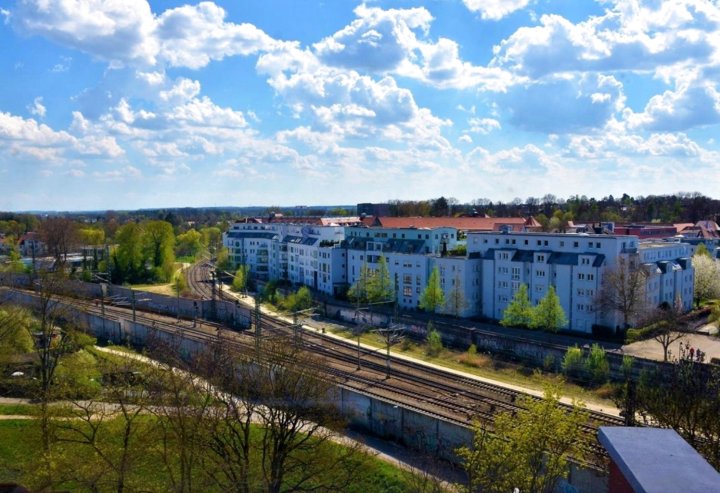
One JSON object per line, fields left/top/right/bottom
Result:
{"left": 1, "top": 0, "right": 720, "bottom": 211}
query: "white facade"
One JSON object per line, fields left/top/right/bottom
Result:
{"left": 639, "top": 240, "right": 694, "bottom": 311}
{"left": 344, "top": 227, "right": 480, "bottom": 317}
{"left": 223, "top": 221, "right": 346, "bottom": 295}
{"left": 223, "top": 221, "right": 695, "bottom": 330}
{"left": 467, "top": 231, "right": 694, "bottom": 333}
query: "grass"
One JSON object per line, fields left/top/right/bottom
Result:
{"left": 0, "top": 417, "right": 434, "bottom": 493}
{"left": 329, "top": 326, "right": 616, "bottom": 410}
{"left": 0, "top": 403, "right": 37, "bottom": 416}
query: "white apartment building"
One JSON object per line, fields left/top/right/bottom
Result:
{"left": 639, "top": 240, "right": 694, "bottom": 311}
{"left": 467, "top": 232, "right": 694, "bottom": 333}
{"left": 223, "top": 220, "right": 348, "bottom": 295}
{"left": 344, "top": 226, "right": 480, "bottom": 317}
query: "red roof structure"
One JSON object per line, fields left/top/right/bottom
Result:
{"left": 360, "top": 216, "right": 538, "bottom": 231}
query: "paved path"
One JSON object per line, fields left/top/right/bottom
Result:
{"left": 622, "top": 327, "right": 720, "bottom": 363}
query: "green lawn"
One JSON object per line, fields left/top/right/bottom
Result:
{"left": 0, "top": 416, "right": 439, "bottom": 492}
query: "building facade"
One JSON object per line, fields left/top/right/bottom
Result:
{"left": 224, "top": 219, "right": 696, "bottom": 333}
{"left": 467, "top": 232, "right": 694, "bottom": 333}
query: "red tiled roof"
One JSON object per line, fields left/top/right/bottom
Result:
{"left": 243, "top": 217, "right": 362, "bottom": 226}
{"left": 365, "top": 216, "right": 532, "bottom": 231}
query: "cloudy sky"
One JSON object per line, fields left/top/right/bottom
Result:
{"left": 1, "top": 0, "right": 719, "bottom": 211}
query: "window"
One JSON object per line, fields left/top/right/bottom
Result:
{"left": 403, "top": 274, "right": 412, "bottom": 285}
{"left": 537, "top": 254, "right": 545, "bottom": 262}
{"left": 573, "top": 241, "right": 579, "bottom": 248}
{"left": 536, "top": 270, "right": 546, "bottom": 277}
{"left": 403, "top": 286, "right": 412, "bottom": 297}
{"left": 578, "top": 273, "right": 585, "bottom": 280}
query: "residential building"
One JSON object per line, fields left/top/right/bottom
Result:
{"left": 468, "top": 231, "right": 693, "bottom": 333}
{"left": 343, "top": 226, "right": 481, "bottom": 317}
{"left": 18, "top": 232, "right": 46, "bottom": 257}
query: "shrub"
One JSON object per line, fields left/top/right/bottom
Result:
{"left": 426, "top": 323, "right": 443, "bottom": 357}
{"left": 561, "top": 345, "right": 584, "bottom": 380}
{"left": 585, "top": 344, "right": 610, "bottom": 386}
{"left": 543, "top": 353, "right": 557, "bottom": 372}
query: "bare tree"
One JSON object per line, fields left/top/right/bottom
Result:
{"left": 445, "top": 273, "right": 469, "bottom": 318}
{"left": 146, "top": 332, "right": 215, "bottom": 493}
{"left": 597, "top": 256, "right": 649, "bottom": 330}
{"left": 39, "top": 217, "right": 80, "bottom": 268}
{"left": 199, "top": 335, "right": 368, "bottom": 493}
{"left": 48, "top": 355, "right": 157, "bottom": 493}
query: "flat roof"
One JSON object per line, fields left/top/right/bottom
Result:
{"left": 468, "top": 231, "right": 627, "bottom": 239}
{"left": 599, "top": 427, "right": 720, "bottom": 493}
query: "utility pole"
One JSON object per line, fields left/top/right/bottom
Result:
{"left": 254, "top": 295, "right": 261, "bottom": 356}
{"left": 176, "top": 274, "right": 181, "bottom": 322}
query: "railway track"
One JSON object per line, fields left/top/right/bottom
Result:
{"left": 181, "top": 262, "right": 622, "bottom": 459}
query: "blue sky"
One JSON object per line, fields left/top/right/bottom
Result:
{"left": 1, "top": 0, "right": 719, "bottom": 211}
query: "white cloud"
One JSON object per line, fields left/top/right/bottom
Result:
{"left": 458, "top": 134, "right": 472, "bottom": 144}
{"left": 314, "top": 3, "right": 431, "bottom": 72}
{"left": 92, "top": 165, "right": 142, "bottom": 181}
{"left": 491, "top": 2, "right": 720, "bottom": 78}
{"left": 28, "top": 97, "right": 46, "bottom": 118}
{"left": 314, "top": 4, "right": 515, "bottom": 91}
{"left": 468, "top": 117, "right": 501, "bottom": 134}
{"left": 463, "top": 0, "right": 531, "bottom": 21}
{"left": 258, "top": 43, "right": 450, "bottom": 145}
{"left": 12, "top": 0, "right": 278, "bottom": 70}
{"left": 0, "top": 110, "right": 124, "bottom": 163}
{"left": 14, "top": 0, "right": 158, "bottom": 66}
{"left": 156, "top": 2, "right": 279, "bottom": 69}
{"left": 625, "top": 75, "right": 720, "bottom": 131}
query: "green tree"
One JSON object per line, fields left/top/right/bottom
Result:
{"left": 500, "top": 284, "right": 532, "bottom": 328}
{"left": 367, "top": 256, "right": 394, "bottom": 303}
{"left": 112, "top": 223, "right": 144, "bottom": 283}
{"left": 585, "top": 343, "right": 610, "bottom": 385}
{"left": 529, "top": 286, "right": 567, "bottom": 332}
{"left": 79, "top": 226, "right": 105, "bottom": 247}
{"left": 280, "top": 286, "right": 313, "bottom": 313}
{"left": 347, "top": 263, "right": 374, "bottom": 304}
{"left": 561, "top": 345, "right": 585, "bottom": 380}
{"left": 231, "top": 265, "right": 249, "bottom": 293}
{"left": 200, "top": 226, "right": 222, "bottom": 253}
{"left": 457, "top": 386, "right": 590, "bottom": 493}
{"left": 425, "top": 322, "right": 443, "bottom": 357}
{"left": 175, "top": 229, "right": 204, "bottom": 259}
{"left": 142, "top": 220, "right": 176, "bottom": 282}
{"left": 695, "top": 243, "right": 711, "bottom": 257}
{"left": 215, "top": 246, "right": 232, "bottom": 272}
{"left": 419, "top": 267, "right": 444, "bottom": 313}
{"left": 632, "top": 346, "right": 720, "bottom": 468}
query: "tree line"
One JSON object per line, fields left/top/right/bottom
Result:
{"left": 385, "top": 192, "right": 720, "bottom": 223}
